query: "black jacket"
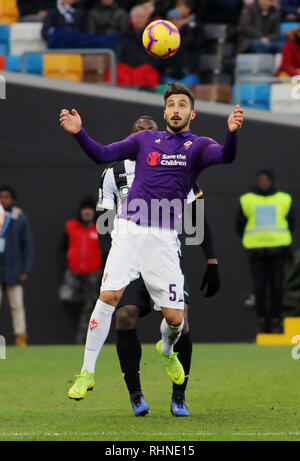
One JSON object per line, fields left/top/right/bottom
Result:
{"left": 41, "top": 6, "right": 86, "bottom": 40}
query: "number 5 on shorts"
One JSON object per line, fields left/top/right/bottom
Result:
{"left": 169, "top": 284, "right": 177, "bottom": 302}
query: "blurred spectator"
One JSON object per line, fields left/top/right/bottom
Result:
{"left": 237, "top": 0, "right": 282, "bottom": 53}
{"left": 17, "top": 0, "right": 55, "bottom": 22}
{"left": 281, "top": 0, "right": 300, "bottom": 21}
{"left": 139, "top": 1, "right": 155, "bottom": 18}
{"left": 0, "top": 204, "right": 5, "bottom": 235}
{"left": 160, "top": 6, "right": 201, "bottom": 85}
{"left": 276, "top": 26, "right": 300, "bottom": 75}
{"left": 175, "top": 0, "right": 195, "bottom": 18}
{"left": 0, "top": 186, "right": 34, "bottom": 347}
{"left": 59, "top": 197, "right": 101, "bottom": 344}
{"left": 197, "top": 0, "right": 244, "bottom": 25}
{"left": 86, "top": 0, "right": 128, "bottom": 36}
{"left": 42, "top": 0, "right": 86, "bottom": 41}
{"left": 112, "top": 4, "right": 160, "bottom": 87}
{"left": 236, "top": 170, "right": 295, "bottom": 334}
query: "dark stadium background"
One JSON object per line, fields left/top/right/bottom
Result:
{"left": 0, "top": 81, "right": 299, "bottom": 344}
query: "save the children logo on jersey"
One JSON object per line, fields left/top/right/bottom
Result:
{"left": 147, "top": 152, "right": 161, "bottom": 166}
{"left": 147, "top": 152, "right": 187, "bottom": 167}
{"left": 89, "top": 318, "right": 100, "bottom": 331}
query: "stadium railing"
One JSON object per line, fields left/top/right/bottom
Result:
{"left": 20, "top": 48, "right": 117, "bottom": 86}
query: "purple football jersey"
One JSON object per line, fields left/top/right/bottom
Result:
{"left": 74, "top": 128, "right": 237, "bottom": 228}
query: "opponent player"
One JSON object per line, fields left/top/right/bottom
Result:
{"left": 68, "top": 115, "right": 220, "bottom": 417}
{"left": 60, "top": 83, "right": 243, "bottom": 408}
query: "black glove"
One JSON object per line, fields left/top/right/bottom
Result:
{"left": 201, "top": 264, "right": 220, "bottom": 297}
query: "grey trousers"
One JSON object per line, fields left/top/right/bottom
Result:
{"left": 0, "top": 284, "right": 26, "bottom": 335}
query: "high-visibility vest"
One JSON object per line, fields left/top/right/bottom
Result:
{"left": 240, "top": 192, "right": 292, "bottom": 249}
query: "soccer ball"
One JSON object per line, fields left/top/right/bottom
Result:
{"left": 142, "top": 20, "right": 181, "bottom": 58}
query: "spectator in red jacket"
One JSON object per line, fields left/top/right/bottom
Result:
{"left": 59, "top": 197, "right": 101, "bottom": 344}
{"left": 113, "top": 4, "right": 160, "bottom": 87}
{"left": 276, "top": 26, "right": 300, "bottom": 76}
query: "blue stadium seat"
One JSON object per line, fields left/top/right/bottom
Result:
{"left": 280, "top": 22, "right": 300, "bottom": 41}
{"left": 5, "top": 55, "right": 21, "bottom": 72}
{"left": 25, "top": 53, "right": 43, "bottom": 75}
{"left": 0, "top": 24, "right": 9, "bottom": 55}
{"left": 232, "top": 84, "right": 271, "bottom": 111}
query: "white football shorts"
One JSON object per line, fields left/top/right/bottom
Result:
{"left": 100, "top": 218, "right": 184, "bottom": 310}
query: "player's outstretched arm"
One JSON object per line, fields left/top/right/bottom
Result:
{"left": 59, "top": 109, "right": 139, "bottom": 164}
{"left": 196, "top": 105, "right": 244, "bottom": 169}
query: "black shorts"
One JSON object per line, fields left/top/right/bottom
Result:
{"left": 117, "top": 257, "right": 190, "bottom": 317}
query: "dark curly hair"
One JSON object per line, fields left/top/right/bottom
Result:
{"left": 164, "top": 82, "right": 195, "bottom": 110}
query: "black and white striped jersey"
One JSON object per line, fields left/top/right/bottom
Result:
{"left": 97, "top": 159, "right": 203, "bottom": 214}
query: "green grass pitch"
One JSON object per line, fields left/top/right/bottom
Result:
{"left": 0, "top": 344, "right": 300, "bottom": 441}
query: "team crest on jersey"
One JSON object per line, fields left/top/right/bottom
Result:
{"left": 154, "top": 138, "right": 161, "bottom": 144}
{"left": 103, "top": 272, "right": 109, "bottom": 283}
{"left": 184, "top": 141, "right": 193, "bottom": 150}
{"left": 89, "top": 318, "right": 100, "bottom": 331}
{"left": 147, "top": 152, "right": 161, "bottom": 166}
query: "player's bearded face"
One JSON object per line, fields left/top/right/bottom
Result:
{"left": 164, "top": 95, "right": 195, "bottom": 133}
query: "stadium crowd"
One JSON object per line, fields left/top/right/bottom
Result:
{"left": 5, "top": 0, "right": 298, "bottom": 90}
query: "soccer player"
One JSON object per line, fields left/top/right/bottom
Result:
{"left": 68, "top": 115, "right": 221, "bottom": 417}
{"left": 60, "top": 82, "right": 243, "bottom": 409}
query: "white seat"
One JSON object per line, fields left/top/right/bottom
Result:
{"left": 10, "top": 23, "right": 47, "bottom": 55}
{"left": 271, "top": 83, "right": 300, "bottom": 114}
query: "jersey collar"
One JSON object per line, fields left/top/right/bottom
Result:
{"left": 164, "top": 129, "right": 192, "bottom": 139}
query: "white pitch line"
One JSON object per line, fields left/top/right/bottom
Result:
{"left": 1, "top": 432, "right": 300, "bottom": 438}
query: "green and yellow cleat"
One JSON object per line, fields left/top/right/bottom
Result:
{"left": 156, "top": 340, "right": 185, "bottom": 385}
{"left": 68, "top": 370, "right": 95, "bottom": 400}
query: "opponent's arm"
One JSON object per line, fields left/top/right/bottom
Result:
{"left": 190, "top": 196, "right": 220, "bottom": 297}
{"left": 200, "top": 214, "right": 220, "bottom": 298}
{"left": 59, "top": 109, "right": 139, "bottom": 164}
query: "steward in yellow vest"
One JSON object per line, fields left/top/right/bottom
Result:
{"left": 236, "top": 170, "right": 295, "bottom": 334}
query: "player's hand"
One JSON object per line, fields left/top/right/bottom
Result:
{"left": 60, "top": 108, "right": 82, "bottom": 134}
{"left": 200, "top": 263, "right": 220, "bottom": 298}
{"left": 228, "top": 105, "right": 244, "bottom": 132}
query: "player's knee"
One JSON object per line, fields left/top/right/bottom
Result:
{"left": 163, "top": 309, "right": 184, "bottom": 327}
{"left": 99, "top": 290, "right": 122, "bottom": 307}
{"left": 116, "top": 305, "right": 139, "bottom": 330}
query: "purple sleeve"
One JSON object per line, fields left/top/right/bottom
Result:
{"left": 193, "top": 129, "right": 238, "bottom": 170}
{"left": 73, "top": 128, "right": 139, "bottom": 164}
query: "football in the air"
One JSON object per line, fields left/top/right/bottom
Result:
{"left": 142, "top": 20, "right": 181, "bottom": 58}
